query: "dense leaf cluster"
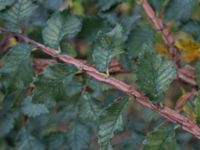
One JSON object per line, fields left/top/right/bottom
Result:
{"left": 0, "top": 0, "right": 200, "bottom": 149}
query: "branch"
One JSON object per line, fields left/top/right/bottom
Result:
{"left": 33, "top": 58, "right": 126, "bottom": 73}
{"left": 1, "top": 28, "right": 200, "bottom": 139}
{"left": 140, "top": 0, "right": 179, "bottom": 70}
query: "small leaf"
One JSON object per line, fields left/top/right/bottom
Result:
{"left": 135, "top": 52, "right": 176, "bottom": 102}
{"left": 0, "top": 111, "right": 18, "bottom": 136}
{"left": 89, "top": 24, "right": 126, "bottom": 72}
{"left": 42, "top": 10, "right": 82, "bottom": 48}
{"left": 98, "top": 97, "right": 128, "bottom": 150}
{"left": 32, "top": 63, "right": 79, "bottom": 102}
{"left": 16, "top": 127, "right": 44, "bottom": 150}
{"left": 143, "top": 124, "right": 177, "bottom": 150}
{"left": 126, "top": 25, "right": 155, "bottom": 58}
{"left": 0, "top": 0, "right": 15, "bottom": 11}
{"left": 0, "top": 44, "right": 33, "bottom": 93}
{"left": 66, "top": 122, "right": 90, "bottom": 150}
{"left": 164, "top": 0, "right": 196, "bottom": 21}
{"left": 3, "top": 0, "right": 37, "bottom": 31}
{"left": 21, "top": 96, "right": 49, "bottom": 117}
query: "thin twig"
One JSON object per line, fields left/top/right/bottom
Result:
{"left": 175, "top": 88, "right": 197, "bottom": 113}
{"left": 1, "top": 28, "right": 200, "bottom": 139}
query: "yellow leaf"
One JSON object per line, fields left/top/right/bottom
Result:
{"left": 155, "top": 42, "right": 171, "bottom": 58}
{"left": 175, "top": 38, "right": 200, "bottom": 62}
{"left": 69, "top": 0, "right": 84, "bottom": 15}
{"left": 8, "top": 37, "right": 17, "bottom": 47}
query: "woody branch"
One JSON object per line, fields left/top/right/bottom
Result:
{"left": 1, "top": 28, "right": 200, "bottom": 139}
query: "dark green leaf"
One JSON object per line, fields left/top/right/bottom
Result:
{"left": 97, "top": 0, "right": 122, "bottom": 11}
{"left": 120, "top": 15, "right": 141, "bottom": 37}
{"left": 32, "top": 63, "right": 79, "bottom": 102}
{"left": 21, "top": 96, "right": 49, "bottom": 117}
{"left": 78, "top": 16, "right": 107, "bottom": 42}
{"left": 0, "top": 111, "right": 18, "bottom": 136}
{"left": 16, "top": 127, "right": 44, "bottom": 150}
{"left": 90, "top": 24, "right": 126, "bottom": 72}
{"left": 78, "top": 93, "right": 102, "bottom": 121}
{"left": 45, "top": 132, "right": 66, "bottom": 150}
{"left": 143, "top": 124, "right": 177, "bottom": 150}
{"left": 135, "top": 52, "right": 176, "bottom": 102}
{"left": 164, "top": 0, "right": 196, "bottom": 21}
{"left": 98, "top": 98, "right": 128, "bottom": 150}
{"left": 0, "top": 44, "right": 33, "bottom": 93}
{"left": 3, "top": 0, "right": 37, "bottom": 31}
{"left": 180, "top": 20, "right": 200, "bottom": 41}
{"left": 148, "top": 0, "right": 162, "bottom": 11}
{"left": 42, "top": 11, "right": 82, "bottom": 48}
{"left": 66, "top": 122, "right": 90, "bottom": 150}
{"left": 126, "top": 25, "right": 155, "bottom": 58}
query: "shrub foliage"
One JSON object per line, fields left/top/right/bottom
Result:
{"left": 0, "top": 0, "right": 200, "bottom": 149}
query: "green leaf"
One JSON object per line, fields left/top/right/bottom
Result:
{"left": 16, "top": 127, "right": 44, "bottom": 150}
{"left": 89, "top": 24, "right": 126, "bottom": 72}
{"left": 126, "top": 25, "right": 155, "bottom": 58}
{"left": 196, "top": 61, "right": 200, "bottom": 87}
{"left": 3, "top": 0, "right": 37, "bottom": 31}
{"left": 0, "top": 0, "right": 14, "bottom": 11}
{"left": 164, "top": 0, "right": 196, "bottom": 21}
{"left": 195, "top": 92, "right": 200, "bottom": 124}
{"left": 98, "top": 98, "right": 128, "bottom": 150}
{"left": 120, "top": 15, "right": 141, "bottom": 37}
{"left": 0, "top": 44, "right": 33, "bottom": 93}
{"left": 32, "top": 63, "right": 79, "bottom": 102}
{"left": 42, "top": 11, "right": 82, "bottom": 48}
{"left": 21, "top": 96, "right": 49, "bottom": 117}
{"left": 135, "top": 52, "right": 176, "bottom": 102}
{"left": 66, "top": 122, "right": 90, "bottom": 150}
{"left": 97, "top": 0, "right": 122, "bottom": 11}
{"left": 180, "top": 19, "right": 200, "bottom": 41}
{"left": 143, "top": 124, "right": 177, "bottom": 150}
{"left": 0, "top": 111, "right": 18, "bottom": 136}
{"left": 78, "top": 93, "right": 102, "bottom": 122}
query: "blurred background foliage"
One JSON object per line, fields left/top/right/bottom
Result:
{"left": 0, "top": 0, "right": 200, "bottom": 149}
